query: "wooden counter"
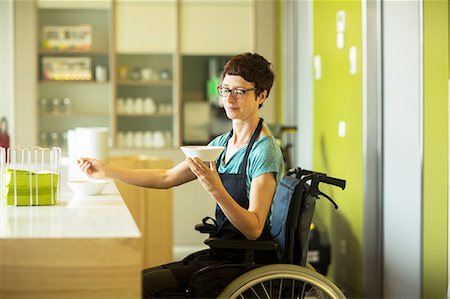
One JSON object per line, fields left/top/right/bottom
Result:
{"left": 0, "top": 181, "right": 142, "bottom": 299}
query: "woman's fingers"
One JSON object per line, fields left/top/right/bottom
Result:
{"left": 186, "top": 157, "right": 211, "bottom": 177}
{"left": 77, "top": 158, "right": 95, "bottom": 176}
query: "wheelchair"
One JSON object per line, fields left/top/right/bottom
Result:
{"left": 170, "top": 167, "right": 346, "bottom": 299}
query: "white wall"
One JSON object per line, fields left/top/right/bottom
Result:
{"left": 383, "top": 1, "right": 423, "bottom": 297}
{"left": 294, "top": 1, "right": 313, "bottom": 169}
{"left": 0, "top": 0, "right": 14, "bottom": 143}
{"left": 14, "top": 0, "right": 37, "bottom": 146}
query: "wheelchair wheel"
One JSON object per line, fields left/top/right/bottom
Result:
{"left": 217, "top": 264, "right": 345, "bottom": 299}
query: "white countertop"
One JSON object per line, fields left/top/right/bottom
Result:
{"left": 0, "top": 180, "right": 141, "bottom": 239}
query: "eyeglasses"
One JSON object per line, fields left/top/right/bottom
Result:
{"left": 217, "top": 86, "right": 256, "bottom": 99}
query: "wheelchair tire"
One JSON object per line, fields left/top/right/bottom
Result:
{"left": 217, "top": 264, "right": 345, "bottom": 299}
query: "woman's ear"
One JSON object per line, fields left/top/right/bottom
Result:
{"left": 257, "top": 90, "right": 268, "bottom": 106}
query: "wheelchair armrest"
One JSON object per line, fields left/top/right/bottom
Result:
{"left": 204, "top": 237, "right": 278, "bottom": 251}
{"left": 195, "top": 223, "right": 216, "bottom": 234}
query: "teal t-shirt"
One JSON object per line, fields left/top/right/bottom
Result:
{"left": 208, "top": 131, "right": 285, "bottom": 199}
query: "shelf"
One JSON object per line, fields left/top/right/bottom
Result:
{"left": 40, "top": 112, "right": 109, "bottom": 118}
{"left": 117, "top": 80, "right": 173, "bottom": 86}
{"left": 39, "top": 49, "right": 109, "bottom": 55}
{"left": 39, "top": 80, "right": 110, "bottom": 84}
{"left": 117, "top": 113, "right": 174, "bottom": 117}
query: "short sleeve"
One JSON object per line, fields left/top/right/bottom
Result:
{"left": 247, "top": 136, "right": 284, "bottom": 185}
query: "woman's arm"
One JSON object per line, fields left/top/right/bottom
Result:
{"left": 78, "top": 158, "right": 197, "bottom": 189}
{"left": 186, "top": 157, "right": 277, "bottom": 240}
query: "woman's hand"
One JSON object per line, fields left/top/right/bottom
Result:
{"left": 185, "top": 157, "right": 225, "bottom": 197}
{"left": 77, "top": 157, "right": 107, "bottom": 179}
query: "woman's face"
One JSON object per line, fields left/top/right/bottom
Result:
{"left": 220, "top": 75, "right": 265, "bottom": 121}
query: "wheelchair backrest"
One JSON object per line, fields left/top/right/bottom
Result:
{"left": 270, "top": 174, "right": 316, "bottom": 266}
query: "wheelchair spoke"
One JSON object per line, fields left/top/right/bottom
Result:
{"left": 250, "top": 286, "right": 262, "bottom": 299}
{"left": 300, "top": 281, "right": 307, "bottom": 299}
{"left": 278, "top": 278, "right": 284, "bottom": 299}
{"left": 291, "top": 279, "right": 295, "bottom": 299}
{"left": 261, "top": 282, "right": 270, "bottom": 299}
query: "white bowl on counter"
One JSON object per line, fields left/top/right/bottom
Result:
{"left": 180, "top": 146, "right": 226, "bottom": 162}
{"left": 67, "top": 179, "right": 109, "bottom": 196}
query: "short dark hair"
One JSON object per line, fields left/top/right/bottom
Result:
{"left": 221, "top": 53, "right": 274, "bottom": 108}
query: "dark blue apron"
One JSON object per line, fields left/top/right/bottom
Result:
{"left": 214, "top": 118, "right": 272, "bottom": 241}
{"left": 166, "top": 119, "right": 277, "bottom": 290}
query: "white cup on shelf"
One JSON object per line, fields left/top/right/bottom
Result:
{"left": 144, "top": 97, "right": 156, "bottom": 115}
{"left": 134, "top": 97, "right": 143, "bottom": 115}
{"left": 153, "top": 131, "right": 165, "bottom": 148}
{"left": 116, "top": 131, "right": 125, "bottom": 148}
{"left": 125, "top": 98, "right": 134, "bottom": 115}
{"left": 144, "top": 131, "right": 153, "bottom": 148}
{"left": 134, "top": 131, "right": 143, "bottom": 148}
{"left": 117, "top": 98, "right": 125, "bottom": 114}
{"left": 125, "top": 131, "right": 134, "bottom": 148}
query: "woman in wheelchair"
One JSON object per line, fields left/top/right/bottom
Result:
{"left": 78, "top": 53, "right": 285, "bottom": 298}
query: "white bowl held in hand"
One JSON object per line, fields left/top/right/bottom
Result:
{"left": 67, "top": 179, "right": 109, "bottom": 196}
{"left": 180, "top": 146, "right": 226, "bottom": 162}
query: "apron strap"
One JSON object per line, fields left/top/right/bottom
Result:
{"left": 238, "top": 118, "right": 263, "bottom": 174}
{"left": 217, "top": 118, "right": 264, "bottom": 175}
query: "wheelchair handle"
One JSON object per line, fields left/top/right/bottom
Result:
{"left": 320, "top": 175, "right": 346, "bottom": 190}
{"left": 288, "top": 167, "right": 346, "bottom": 209}
{"left": 288, "top": 167, "right": 346, "bottom": 190}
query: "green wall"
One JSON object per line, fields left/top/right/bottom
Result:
{"left": 313, "top": 0, "right": 363, "bottom": 296}
{"left": 423, "top": 0, "right": 448, "bottom": 297}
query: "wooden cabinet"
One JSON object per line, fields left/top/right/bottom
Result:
{"left": 115, "top": 0, "right": 177, "bottom": 53}
{"left": 179, "top": 0, "right": 254, "bottom": 54}
{"left": 107, "top": 156, "right": 173, "bottom": 268}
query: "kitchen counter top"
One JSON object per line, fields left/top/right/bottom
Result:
{"left": 0, "top": 180, "right": 141, "bottom": 239}
{"left": 0, "top": 180, "right": 142, "bottom": 299}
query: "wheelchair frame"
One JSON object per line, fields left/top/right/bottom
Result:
{"left": 175, "top": 168, "right": 347, "bottom": 299}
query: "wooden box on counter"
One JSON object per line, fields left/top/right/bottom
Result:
{"left": 107, "top": 156, "right": 173, "bottom": 268}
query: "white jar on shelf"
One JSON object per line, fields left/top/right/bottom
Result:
{"left": 116, "top": 131, "right": 125, "bottom": 148}
{"left": 144, "top": 97, "right": 156, "bottom": 115}
{"left": 117, "top": 98, "right": 125, "bottom": 114}
{"left": 153, "top": 131, "right": 165, "bottom": 148}
{"left": 134, "top": 131, "right": 143, "bottom": 148}
{"left": 125, "top": 97, "right": 134, "bottom": 115}
{"left": 144, "top": 131, "right": 153, "bottom": 148}
{"left": 134, "top": 97, "right": 143, "bottom": 115}
{"left": 125, "top": 131, "right": 134, "bottom": 148}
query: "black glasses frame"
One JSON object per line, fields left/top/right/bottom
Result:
{"left": 217, "top": 86, "right": 256, "bottom": 99}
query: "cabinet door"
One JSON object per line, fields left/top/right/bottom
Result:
{"left": 115, "top": 0, "right": 177, "bottom": 53}
{"left": 108, "top": 156, "right": 173, "bottom": 268}
{"left": 180, "top": 0, "right": 254, "bottom": 54}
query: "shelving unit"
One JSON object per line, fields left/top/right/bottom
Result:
{"left": 32, "top": 0, "right": 276, "bottom": 151}
{"left": 36, "top": 5, "right": 112, "bottom": 151}
{"left": 115, "top": 53, "right": 175, "bottom": 149}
